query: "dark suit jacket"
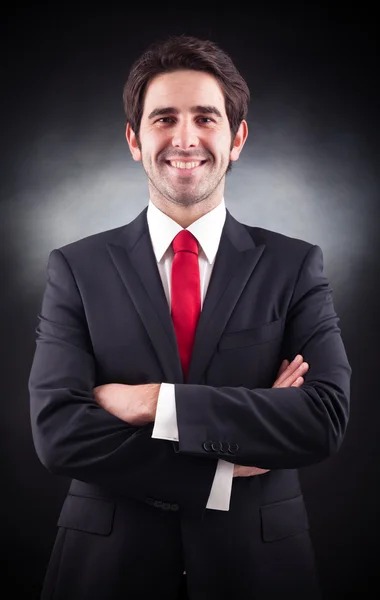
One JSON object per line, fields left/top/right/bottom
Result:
{"left": 29, "top": 207, "right": 351, "bottom": 600}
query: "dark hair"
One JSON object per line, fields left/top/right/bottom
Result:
{"left": 123, "top": 35, "right": 250, "bottom": 141}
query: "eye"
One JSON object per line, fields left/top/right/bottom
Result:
{"left": 197, "top": 117, "right": 213, "bottom": 123}
{"left": 156, "top": 117, "right": 175, "bottom": 124}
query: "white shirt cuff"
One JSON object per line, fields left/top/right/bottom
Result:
{"left": 151, "top": 384, "right": 233, "bottom": 512}
{"left": 206, "top": 459, "right": 234, "bottom": 511}
{"left": 151, "top": 382, "right": 178, "bottom": 441}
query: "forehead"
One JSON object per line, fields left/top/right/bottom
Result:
{"left": 142, "top": 70, "right": 226, "bottom": 116}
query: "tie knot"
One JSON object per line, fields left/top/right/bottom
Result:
{"left": 172, "top": 230, "right": 199, "bottom": 255}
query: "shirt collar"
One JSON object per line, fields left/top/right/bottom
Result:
{"left": 147, "top": 198, "right": 226, "bottom": 264}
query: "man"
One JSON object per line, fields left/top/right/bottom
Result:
{"left": 29, "top": 35, "right": 351, "bottom": 600}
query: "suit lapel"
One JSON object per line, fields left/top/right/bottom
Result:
{"left": 106, "top": 207, "right": 265, "bottom": 384}
{"left": 107, "top": 208, "right": 183, "bottom": 383}
{"left": 187, "top": 210, "right": 265, "bottom": 383}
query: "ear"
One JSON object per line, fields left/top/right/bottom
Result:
{"left": 230, "top": 120, "right": 248, "bottom": 162}
{"left": 126, "top": 123, "right": 142, "bottom": 161}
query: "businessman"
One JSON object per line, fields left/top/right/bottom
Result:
{"left": 29, "top": 35, "right": 351, "bottom": 599}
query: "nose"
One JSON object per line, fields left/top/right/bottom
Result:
{"left": 171, "top": 120, "right": 199, "bottom": 149}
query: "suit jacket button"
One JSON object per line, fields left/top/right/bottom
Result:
{"left": 228, "top": 443, "right": 240, "bottom": 454}
{"left": 220, "top": 441, "right": 229, "bottom": 453}
{"left": 162, "top": 503, "right": 171, "bottom": 511}
{"left": 211, "top": 441, "right": 222, "bottom": 452}
{"left": 171, "top": 504, "right": 179, "bottom": 512}
{"left": 202, "top": 441, "right": 213, "bottom": 452}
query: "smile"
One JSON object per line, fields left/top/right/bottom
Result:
{"left": 166, "top": 160, "right": 207, "bottom": 171}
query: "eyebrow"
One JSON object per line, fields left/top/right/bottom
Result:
{"left": 147, "top": 105, "right": 223, "bottom": 120}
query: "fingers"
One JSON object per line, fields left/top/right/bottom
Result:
{"left": 291, "top": 376, "right": 304, "bottom": 387}
{"left": 234, "top": 465, "right": 270, "bottom": 478}
{"left": 276, "top": 354, "right": 303, "bottom": 384}
{"left": 283, "top": 361, "right": 308, "bottom": 387}
{"left": 277, "top": 359, "right": 290, "bottom": 377}
{"left": 273, "top": 355, "right": 309, "bottom": 388}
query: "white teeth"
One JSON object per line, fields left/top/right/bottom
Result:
{"left": 169, "top": 161, "right": 201, "bottom": 169}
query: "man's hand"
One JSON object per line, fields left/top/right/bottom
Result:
{"left": 93, "top": 383, "right": 160, "bottom": 426}
{"left": 272, "top": 354, "right": 309, "bottom": 389}
{"left": 233, "top": 354, "right": 309, "bottom": 478}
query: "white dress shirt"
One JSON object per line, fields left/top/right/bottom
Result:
{"left": 149, "top": 198, "right": 234, "bottom": 511}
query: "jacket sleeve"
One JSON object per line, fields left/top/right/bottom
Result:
{"left": 28, "top": 249, "right": 216, "bottom": 514}
{"left": 174, "top": 245, "right": 352, "bottom": 469}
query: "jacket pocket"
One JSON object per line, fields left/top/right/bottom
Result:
{"left": 57, "top": 494, "right": 115, "bottom": 536}
{"left": 219, "top": 318, "right": 284, "bottom": 350}
{"left": 260, "top": 495, "right": 309, "bottom": 542}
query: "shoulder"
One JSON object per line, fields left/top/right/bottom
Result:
{"left": 56, "top": 225, "right": 127, "bottom": 258}
{"left": 232, "top": 212, "right": 319, "bottom": 260}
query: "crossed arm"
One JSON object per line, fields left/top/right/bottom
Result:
{"left": 93, "top": 355, "right": 309, "bottom": 478}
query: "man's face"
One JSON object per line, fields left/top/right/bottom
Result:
{"left": 126, "top": 70, "right": 247, "bottom": 208}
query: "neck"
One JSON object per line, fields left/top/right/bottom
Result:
{"left": 149, "top": 189, "right": 224, "bottom": 228}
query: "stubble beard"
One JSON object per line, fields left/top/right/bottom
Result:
{"left": 144, "top": 158, "right": 231, "bottom": 208}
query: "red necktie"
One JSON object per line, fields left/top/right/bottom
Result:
{"left": 171, "top": 230, "right": 201, "bottom": 380}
